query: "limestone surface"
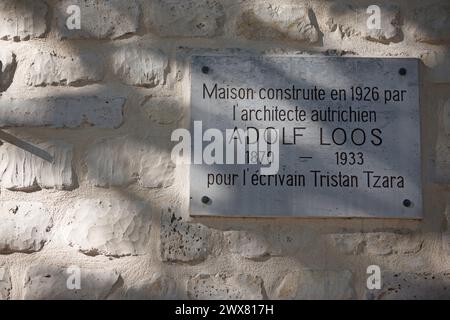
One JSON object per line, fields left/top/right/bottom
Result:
{"left": 23, "top": 265, "right": 120, "bottom": 300}
{"left": 0, "top": 97, "right": 125, "bottom": 129}
{"left": 148, "top": 0, "right": 225, "bottom": 37}
{"left": 0, "top": 0, "right": 48, "bottom": 41}
{"left": 26, "top": 51, "right": 104, "bottom": 87}
{"left": 56, "top": 0, "right": 140, "bottom": 40}
{"left": 225, "top": 231, "right": 270, "bottom": 260}
{"left": 112, "top": 47, "right": 168, "bottom": 87}
{"left": 0, "top": 51, "right": 17, "bottom": 92}
{"left": 274, "top": 269, "right": 354, "bottom": 299}
{"left": 125, "top": 273, "right": 177, "bottom": 299}
{"left": 0, "top": 202, "right": 52, "bottom": 253}
{"left": 328, "top": 232, "right": 423, "bottom": 256}
{"left": 0, "top": 141, "right": 73, "bottom": 191}
{"left": 326, "top": 4, "right": 401, "bottom": 43}
{"left": 86, "top": 136, "right": 174, "bottom": 188}
{"left": 237, "top": 4, "right": 320, "bottom": 43}
{"left": 160, "top": 212, "right": 212, "bottom": 263}
{"left": 412, "top": 5, "right": 450, "bottom": 44}
{"left": 64, "top": 199, "right": 151, "bottom": 257}
{"left": 0, "top": 267, "right": 11, "bottom": 300}
{"left": 141, "top": 97, "right": 183, "bottom": 125}
{"left": 187, "top": 274, "right": 264, "bottom": 300}
{"left": 366, "top": 272, "right": 450, "bottom": 300}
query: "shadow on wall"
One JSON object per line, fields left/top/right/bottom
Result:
{"left": 0, "top": 0, "right": 449, "bottom": 300}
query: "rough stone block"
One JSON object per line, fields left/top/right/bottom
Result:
{"left": 0, "top": 97, "right": 125, "bottom": 129}
{"left": 0, "top": 267, "right": 11, "bottom": 300}
{"left": 0, "top": 51, "right": 17, "bottom": 92}
{"left": 63, "top": 199, "right": 151, "bottom": 257}
{"left": 0, "top": 141, "right": 74, "bottom": 191}
{"left": 160, "top": 212, "right": 212, "bottom": 263}
{"left": 26, "top": 51, "right": 104, "bottom": 87}
{"left": 328, "top": 233, "right": 364, "bottom": 255}
{"left": 56, "top": 0, "right": 140, "bottom": 40}
{"left": 0, "top": 0, "right": 48, "bottom": 41}
{"left": 225, "top": 231, "right": 270, "bottom": 260}
{"left": 125, "top": 273, "right": 177, "bottom": 299}
{"left": 23, "top": 265, "right": 120, "bottom": 300}
{"left": 365, "top": 233, "right": 423, "bottom": 256}
{"left": 435, "top": 135, "right": 450, "bottom": 184}
{"left": 236, "top": 4, "right": 319, "bottom": 43}
{"left": 148, "top": 0, "right": 225, "bottom": 37}
{"left": 421, "top": 51, "right": 450, "bottom": 83}
{"left": 412, "top": 5, "right": 450, "bottom": 44}
{"left": 86, "top": 136, "right": 174, "bottom": 188}
{"left": 187, "top": 274, "right": 264, "bottom": 300}
{"left": 328, "top": 232, "right": 422, "bottom": 256}
{"left": 326, "top": 4, "right": 401, "bottom": 43}
{"left": 0, "top": 202, "right": 52, "bottom": 253}
{"left": 366, "top": 271, "right": 450, "bottom": 300}
{"left": 274, "top": 269, "right": 354, "bottom": 299}
{"left": 112, "top": 47, "right": 168, "bottom": 87}
{"left": 140, "top": 97, "right": 183, "bottom": 125}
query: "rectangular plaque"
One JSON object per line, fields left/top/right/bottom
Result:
{"left": 190, "top": 56, "right": 422, "bottom": 218}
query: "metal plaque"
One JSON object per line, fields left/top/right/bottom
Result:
{"left": 190, "top": 55, "right": 422, "bottom": 218}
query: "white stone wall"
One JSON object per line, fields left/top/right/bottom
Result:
{"left": 0, "top": 0, "right": 449, "bottom": 300}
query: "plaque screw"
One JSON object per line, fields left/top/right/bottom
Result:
{"left": 201, "top": 196, "right": 211, "bottom": 205}
{"left": 399, "top": 68, "right": 407, "bottom": 76}
{"left": 202, "top": 66, "right": 210, "bottom": 74}
{"left": 403, "top": 199, "right": 412, "bottom": 208}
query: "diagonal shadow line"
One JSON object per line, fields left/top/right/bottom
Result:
{"left": 0, "top": 130, "right": 54, "bottom": 163}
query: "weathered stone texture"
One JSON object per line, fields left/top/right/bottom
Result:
{"left": 444, "top": 99, "right": 450, "bottom": 136}
{"left": 0, "top": 267, "right": 11, "bottom": 300}
{"left": 328, "top": 232, "right": 423, "bottom": 256}
{"left": 237, "top": 4, "right": 319, "bottom": 43}
{"left": 412, "top": 5, "right": 450, "bottom": 44}
{"left": 86, "top": 136, "right": 174, "bottom": 188}
{"left": 274, "top": 270, "right": 354, "bottom": 300}
{"left": 56, "top": 0, "right": 140, "bottom": 40}
{"left": 421, "top": 51, "right": 450, "bottom": 83}
{"left": 0, "top": 51, "right": 17, "bottom": 92}
{"left": 148, "top": 0, "right": 225, "bottom": 37}
{"left": 0, "top": 0, "right": 448, "bottom": 302}
{"left": 0, "top": 202, "right": 52, "bottom": 253}
{"left": 141, "top": 97, "right": 183, "bottom": 125}
{"left": 26, "top": 52, "right": 104, "bottom": 87}
{"left": 125, "top": 273, "right": 177, "bottom": 299}
{"left": 443, "top": 205, "right": 450, "bottom": 252}
{"left": 112, "top": 47, "right": 168, "bottom": 87}
{"left": 63, "top": 199, "right": 151, "bottom": 257}
{"left": 328, "top": 233, "right": 364, "bottom": 255}
{"left": 435, "top": 136, "right": 450, "bottom": 184}
{"left": 326, "top": 4, "right": 401, "bottom": 43}
{"left": 0, "top": 141, "right": 73, "bottom": 191}
{"left": 366, "top": 272, "right": 450, "bottom": 300}
{"left": 225, "top": 231, "right": 270, "bottom": 260}
{"left": 365, "top": 233, "right": 423, "bottom": 256}
{"left": 0, "top": 97, "right": 125, "bottom": 129}
{"left": 187, "top": 274, "right": 264, "bottom": 300}
{"left": 0, "top": 0, "right": 48, "bottom": 41}
{"left": 160, "top": 212, "right": 212, "bottom": 263}
{"left": 23, "top": 265, "right": 120, "bottom": 300}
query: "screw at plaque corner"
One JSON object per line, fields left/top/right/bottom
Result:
{"left": 202, "top": 66, "right": 210, "bottom": 74}
{"left": 403, "top": 199, "right": 412, "bottom": 208}
{"left": 399, "top": 68, "right": 407, "bottom": 76}
{"left": 201, "top": 196, "right": 211, "bottom": 205}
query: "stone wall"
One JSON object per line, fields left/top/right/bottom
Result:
{"left": 0, "top": 0, "right": 449, "bottom": 300}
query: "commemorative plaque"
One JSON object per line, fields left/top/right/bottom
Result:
{"left": 189, "top": 56, "right": 422, "bottom": 218}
